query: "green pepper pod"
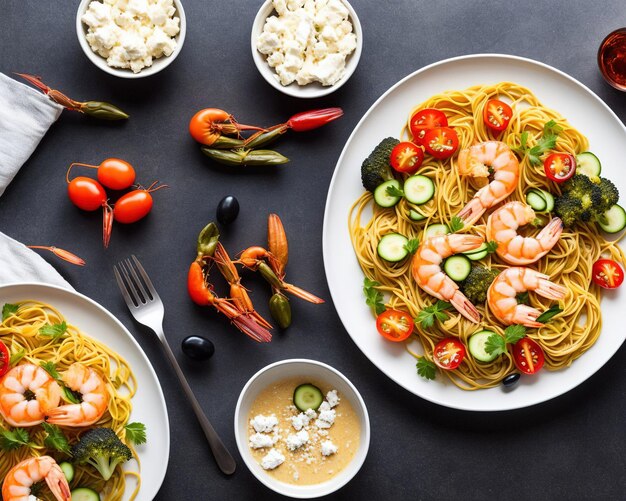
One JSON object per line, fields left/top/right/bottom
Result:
{"left": 269, "top": 293, "right": 292, "bottom": 329}
{"left": 197, "top": 222, "right": 220, "bottom": 258}
{"left": 258, "top": 262, "right": 283, "bottom": 289}
{"left": 201, "top": 147, "right": 289, "bottom": 166}
{"left": 244, "top": 126, "right": 288, "bottom": 149}
{"left": 79, "top": 101, "right": 129, "bottom": 120}
{"left": 243, "top": 149, "right": 289, "bottom": 166}
{"left": 210, "top": 136, "right": 246, "bottom": 149}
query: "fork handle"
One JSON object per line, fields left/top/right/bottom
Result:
{"left": 156, "top": 327, "right": 236, "bottom": 475}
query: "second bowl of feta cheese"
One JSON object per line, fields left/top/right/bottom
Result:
{"left": 251, "top": 0, "right": 362, "bottom": 98}
{"left": 76, "top": 0, "right": 186, "bottom": 78}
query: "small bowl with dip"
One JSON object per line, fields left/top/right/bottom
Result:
{"left": 76, "top": 0, "right": 186, "bottom": 78}
{"left": 234, "top": 359, "right": 370, "bottom": 498}
{"left": 251, "top": 0, "right": 362, "bottom": 98}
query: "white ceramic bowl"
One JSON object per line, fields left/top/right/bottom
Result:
{"left": 76, "top": 0, "right": 186, "bottom": 78}
{"left": 251, "top": 0, "right": 362, "bottom": 98}
{"left": 234, "top": 359, "right": 370, "bottom": 498}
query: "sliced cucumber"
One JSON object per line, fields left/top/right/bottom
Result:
{"left": 543, "top": 190, "right": 555, "bottom": 212}
{"left": 525, "top": 190, "right": 546, "bottom": 212}
{"left": 408, "top": 209, "right": 427, "bottom": 222}
{"left": 377, "top": 233, "right": 410, "bottom": 262}
{"left": 462, "top": 242, "right": 489, "bottom": 261}
{"left": 374, "top": 179, "right": 401, "bottom": 207}
{"left": 598, "top": 204, "right": 626, "bottom": 234}
{"left": 59, "top": 462, "right": 74, "bottom": 483}
{"left": 70, "top": 487, "right": 100, "bottom": 501}
{"left": 403, "top": 175, "right": 435, "bottom": 205}
{"left": 468, "top": 330, "right": 499, "bottom": 363}
{"left": 424, "top": 223, "right": 450, "bottom": 239}
{"left": 576, "top": 151, "right": 602, "bottom": 178}
{"left": 293, "top": 383, "right": 324, "bottom": 411}
{"left": 443, "top": 255, "right": 471, "bottom": 281}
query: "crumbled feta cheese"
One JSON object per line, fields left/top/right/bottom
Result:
{"left": 286, "top": 430, "right": 310, "bottom": 451}
{"left": 250, "top": 414, "right": 279, "bottom": 433}
{"left": 305, "top": 408, "right": 317, "bottom": 419}
{"left": 326, "top": 390, "right": 340, "bottom": 408}
{"left": 256, "top": 0, "right": 357, "bottom": 86}
{"left": 321, "top": 440, "right": 338, "bottom": 456}
{"left": 261, "top": 448, "right": 285, "bottom": 470}
{"left": 315, "top": 406, "right": 336, "bottom": 429}
{"left": 291, "top": 412, "right": 312, "bottom": 431}
{"left": 249, "top": 432, "right": 276, "bottom": 449}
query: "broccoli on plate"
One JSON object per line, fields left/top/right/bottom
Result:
{"left": 460, "top": 266, "right": 500, "bottom": 304}
{"left": 360, "top": 137, "right": 400, "bottom": 192}
{"left": 554, "top": 174, "right": 619, "bottom": 227}
{"left": 71, "top": 428, "right": 132, "bottom": 481}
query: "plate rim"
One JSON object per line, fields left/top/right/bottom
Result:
{"left": 322, "top": 53, "right": 626, "bottom": 412}
{"left": 0, "top": 281, "right": 170, "bottom": 498}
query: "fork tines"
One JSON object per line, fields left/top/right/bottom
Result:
{"left": 114, "top": 255, "right": 158, "bottom": 309}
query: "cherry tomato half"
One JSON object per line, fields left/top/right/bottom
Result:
{"left": 592, "top": 259, "right": 624, "bottom": 289}
{"left": 113, "top": 190, "right": 154, "bottom": 224}
{"left": 512, "top": 337, "right": 545, "bottom": 375}
{"left": 390, "top": 142, "right": 424, "bottom": 174}
{"left": 67, "top": 177, "right": 107, "bottom": 211}
{"left": 433, "top": 338, "right": 466, "bottom": 370}
{"left": 483, "top": 99, "right": 513, "bottom": 133}
{"left": 409, "top": 108, "right": 448, "bottom": 146}
{"left": 97, "top": 158, "right": 136, "bottom": 191}
{"left": 423, "top": 127, "right": 459, "bottom": 160}
{"left": 0, "top": 340, "right": 9, "bottom": 377}
{"left": 543, "top": 153, "right": 576, "bottom": 183}
{"left": 376, "top": 309, "right": 415, "bottom": 342}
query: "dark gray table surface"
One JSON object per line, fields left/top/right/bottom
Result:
{"left": 2, "top": 1, "right": 626, "bottom": 499}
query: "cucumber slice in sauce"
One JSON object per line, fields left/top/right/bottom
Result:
{"left": 403, "top": 175, "right": 435, "bottom": 205}
{"left": 576, "top": 151, "right": 602, "bottom": 178}
{"left": 293, "top": 383, "right": 324, "bottom": 412}
{"left": 374, "top": 179, "right": 401, "bottom": 207}
{"left": 468, "top": 330, "right": 499, "bottom": 363}
{"left": 70, "top": 488, "right": 100, "bottom": 501}
{"left": 377, "top": 233, "right": 409, "bottom": 262}
{"left": 443, "top": 255, "right": 471, "bottom": 281}
{"left": 462, "top": 243, "right": 489, "bottom": 261}
{"left": 424, "top": 223, "right": 450, "bottom": 239}
{"left": 408, "top": 209, "right": 427, "bottom": 221}
{"left": 59, "top": 462, "right": 74, "bottom": 483}
{"left": 525, "top": 189, "right": 547, "bottom": 212}
{"left": 598, "top": 204, "right": 626, "bottom": 234}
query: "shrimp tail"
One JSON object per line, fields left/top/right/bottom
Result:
{"left": 46, "top": 461, "right": 71, "bottom": 501}
{"left": 450, "top": 290, "right": 481, "bottom": 323}
{"left": 457, "top": 197, "right": 487, "bottom": 226}
{"left": 511, "top": 304, "right": 544, "bottom": 328}
{"left": 536, "top": 217, "right": 564, "bottom": 249}
{"left": 535, "top": 278, "right": 567, "bottom": 300}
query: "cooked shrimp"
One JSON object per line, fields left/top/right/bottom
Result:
{"left": 487, "top": 267, "right": 567, "bottom": 327}
{"left": 2, "top": 455, "right": 70, "bottom": 501}
{"left": 456, "top": 141, "right": 520, "bottom": 226}
{"left": 0, "top": 364, "right": 61, "bottom": 427}
{"left": 411, "top": 234, "right": 484, "bottom": 323}
{"left": 486, "top": 201, "right": 563, "bottom": 265}
{"left": 45, "top": 363, "right": 109, "bottom": 427}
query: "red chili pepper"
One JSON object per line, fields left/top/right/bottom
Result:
{"left": 286, "top": 107, "right": 344, "bottom": 132}
{"left": 188, "top": 261, "right": 211, "bottom": 306}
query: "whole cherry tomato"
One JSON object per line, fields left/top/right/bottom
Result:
{"left": 409, "top": 108, "right": 448, "bottom": 146}
{"left": 512, "top": 337, "right": 545, "bottom": 375}
{"left": 376, "top": 309, "right": 415, "bottom": 342}
{"left": 67, "top": 177, "right": 107, "bottom": 211}
{"left": 483, "top": 99, "right": 513, "bottom": 133}
{"left": 592, "top": 258, "right": 624, "bottom": 289}
{"left": 423, "top": 127, "right": 459, "bottom": 160}
{"left": 96, "top": 158, "right": 136, "bottom": 190}
{"left": 0, "top": 340, "right": 9, "bottom": 377}
{"left": 113, "top": 182, "right": 167, "bottom": 224}
{"left": 433, "top": 338, "right": 466, "bottom": 370}
{"left": 390, "top": 142, "right": 424, "bottom": 174}
{"left": 543, "top": 153, "right": 576, "bottom": 183}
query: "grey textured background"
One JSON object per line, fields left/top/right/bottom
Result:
{"left": 2, "top": 1, "right": 626, "bottom": 499}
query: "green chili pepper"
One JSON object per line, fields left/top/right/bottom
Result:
{"left": 210, "top": 136, "right": 246, "bottom": 149}
{"left": 244, "top": 126, "right": 288, "bottom": 149}
{"left": 197, "top": 222, "right": 220, "bottom": 258}
{"left": 79, "top": 101, "right": 129, "bottom": 120}
{"left": 269, "top": 293, "right": 292, "bottom": 329}
{"left": 201, "top": 147, "right": 289, "bottom": 166}
{"left": 258, "top": 262, "right": 283, "bottom": 289}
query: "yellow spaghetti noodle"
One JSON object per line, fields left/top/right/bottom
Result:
{"left": 0, "top": 301, "right": 140, "bottom": 500}
{"left": 349, "top": 82, "right": 625, "bottom": 390}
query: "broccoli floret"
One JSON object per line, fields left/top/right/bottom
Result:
{"left": 554, "top": 174, "right": 620, "bottom": 227}
{"left": 360, "top": 137, "right": 400, "bottom": 192}
{"left": 460, "top": 266, "right": 500, "bottom": 304}
{"left": 71, "top": 428, "right": 132, "bottom": 481}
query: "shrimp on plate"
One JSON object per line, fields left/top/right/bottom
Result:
{"left": 486, "top": 201, "right": 563, "bottom": 265}
{"left": 487, "top": 267, "right": 567, "bottom": 328}
{"left": 0, "top": 364, "right": 61, "bottom": 427}
{"left": 456, "top": 141, "right": 520, "bottom": 226}
{"left": 46, "top": 362, "right": 109, "bottom": 427}
{"left": 2, "top": 455, "right": 70, "bottom": 501}
{"left": 411, "top": 234, "right": 484, "bottom": 323}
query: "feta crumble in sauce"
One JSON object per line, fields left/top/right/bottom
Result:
{"left": 81, "top": 0, "right": 180, "bottom": 73}
{"left": 248, "top": 378, "right": 360, "bottom": 485}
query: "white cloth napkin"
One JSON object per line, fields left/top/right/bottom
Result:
{"left": 0, "top": 72, "right": 71, "bottom": 288}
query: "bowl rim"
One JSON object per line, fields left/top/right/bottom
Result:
{"left": 250, "top": 0, "right": 363, "bottom": 98}
{"left": 234, "top": 358, "right": 371, "bottom": 498}
{"left": 75, "top": 0, "right": 187, "bottom": 79}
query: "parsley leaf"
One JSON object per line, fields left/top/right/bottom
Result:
{"left": 536, "top": 305, "right": 563, "bottom": 324}
{"left": 484, "top": 241, "right": 499, "bottom": 254}
{"left": 403, "top": 238, "right": 420, "bottom": 255}
{"left": 41, "top": 423, "right": 71, "bottom": 455}
{"left": 485, "top": 325, "right": 527, "bottom": 356}
{"left": 9, "top": 348, "right": 25, "bottom": 366}
{"left": 125, "top": 422, "right": 147, "bottom": 445}
{"left": 514, "top": 120, "right": 563, "bottom": 166}
{"left": 484, "top": 333, "right": 506, "bottom": 356}
{"left": 62, "top": 386, "right": 81, "bottom": 404}
{"left": 416, "top": 357, "right": 436, "bottom": 380}
{"left": 0, "top": 428, "right": 30, "bottom": 451}
{"left": 449, "top": 216, "right": 464, "bottom": 233}
{"left": 386, "top": 185, "right": 404, "bottom": 198}
{"left": 40, "top": 361, "right": 61, "bottom": 380}
{"left": 38, "top": 321, "right": 67, "bottom": 340}
{"left": 416, "top": 300, "right": 452, "bottom": 329}
{"left": 363, "top": 277, "right": 386, "bottom": 315}
{"left": 504, "top": 325, "right": 527, "bottom": 344}
{"left": 2, "top": 303, "right": 19, "bottom": 322}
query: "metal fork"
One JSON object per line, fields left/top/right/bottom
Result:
{"left": 114, "top": 255, "right": 236, "bottom": 475}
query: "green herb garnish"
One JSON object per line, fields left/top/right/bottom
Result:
{"left": 386, "top": 185, "right": 404, "bottom": 198}
{"left": 485, "top": 325, "right": 527, "bottom": 356}
{"left": 40, "top": 361, "right": 61, "bottom": 380}
{"left": 536, "top": 305, "right": 563, "bottom": 324}
{"left": 363, "top": 277, "right": 386, "bottom": 315}
{"left": 38, "top": 321, "right": 67, "bottom": 340}
{"left": 514, "top": 120, "right": 563, "bottom": 166}
{"left": 42, "top": 423, "right": 72, "bottom": 455}
{"left": 416, "top": 300, "right": 452, "bottom": 329}
{"left": 416, "top": 357, "right": 437, "bottom": 380}
{"left": 0, "top": 428, "right": 30, "bottom": 451}
{"left": 403, "top": 238, "right": 420, "bottom": 255}
{"left": 449, "top": 216, "right": 464, "bottom": 233}
{"left": 2, "top": 303, "right": 19, "bottom": 322}
{"left": 124, "top": 422, "right": 147, "bottom": 445}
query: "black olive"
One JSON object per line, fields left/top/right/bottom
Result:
{"left": 502, "top": 373, "right": 521, "bottom": 388}
{"left": 181, "top": 335, "right": 215, "bottom": 361}
{"left": 216, "top": 196, "right": 240, "bottom": 225}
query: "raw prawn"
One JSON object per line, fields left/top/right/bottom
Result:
{"left": 411, "top": 234, "right": 484, "bottom": 323}
{"left": 0, "top": 364, "right": 61, "bottom": 427}
{"left": 486, "top": 201, "right": 563, "bottom": 265}
{"left": 456, "top": 141, "right": 520, "bottom": 226}
{"left": 45, "top": 363, "right": 109, "bottom": 426}
{"left": 2, "top": 456, "right": 70, "bottom": 501}
{"left": 487, "top": 267, "right": 566, "bottom": 327}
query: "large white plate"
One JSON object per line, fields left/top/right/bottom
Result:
{"left": 0, "top": 283, "right": 169, "bottom": 499}
{"left": 323, "top": 54, "right": 626, "bottom": 412}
